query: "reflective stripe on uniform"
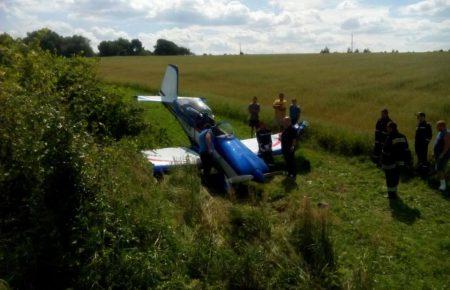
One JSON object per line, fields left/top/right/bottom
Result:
{"left": 382, "top": 164, "right": 396, "bottom": 170}
{"left": 396, "top": 161, "right": 405, "bottom": 166}
{"left": 387, "top": 186, "right": 397, "bottom": 193}
{"left": 392, "top": 137, "right": 406, "bottom": 144}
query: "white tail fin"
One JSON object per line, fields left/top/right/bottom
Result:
{"left": 160, "top": 64, "right": 178, "bottom": 102}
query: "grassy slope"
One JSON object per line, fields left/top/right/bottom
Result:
{"left": 117, "top": 85, "right": 450, "bottom": 289}
{"left": 98, "top": 53, "right": 450, "bottom": 140}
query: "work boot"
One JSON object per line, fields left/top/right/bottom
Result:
{"left": 387, "top": 192, "right": 398, "bottom": 199}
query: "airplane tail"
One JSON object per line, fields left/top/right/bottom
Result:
{"left": 160, "top": 64, "right": 178, "bottom": 102}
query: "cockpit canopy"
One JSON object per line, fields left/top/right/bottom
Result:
{"left": 213, "top": 122, "right": 234, "bottom": 138}
{"left": 177, "top": 98, "right": 214, "bottom": 119}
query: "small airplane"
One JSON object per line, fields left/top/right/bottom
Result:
{"left": 137, "top": 64, "right": 307, "bottom": 185}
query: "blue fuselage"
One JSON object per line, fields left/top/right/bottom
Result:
{"left": 164, "top": 97, "right": 269, "bottom": 182}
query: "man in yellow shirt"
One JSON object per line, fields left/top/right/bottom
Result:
{"left": 273, "top": 93, "right": 287, "bottom": 130}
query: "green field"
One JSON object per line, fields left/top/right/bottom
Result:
{"left": 4, "top": 32, "right": 450, "bottom": 290}
{"left": 113, "top": 84, "right": 450, "bottom": 289}
{"left": 99, "top": 53, "right": 450, "bottom": 140}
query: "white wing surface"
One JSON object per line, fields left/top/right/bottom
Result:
{"left": 241, "top": 134, "right": 282, "bottom": 155}
{"left": 142, "top": 147, "right": 200, "bottom": 170}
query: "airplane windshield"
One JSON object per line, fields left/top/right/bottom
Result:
{"left": 178, "top": 98, "right": 213, "bottom": 117}
{"left": 213, "top": 122, "right": 234, "bottom": 138}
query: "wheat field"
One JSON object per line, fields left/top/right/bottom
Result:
{"left": 99, "top": 53, "right": 450, "bottom": 139}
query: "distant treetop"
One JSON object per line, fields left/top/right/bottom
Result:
{"left": 7, "top": 28, "right": 194, "bottom": 57}
{"left": 23, "top": 28, "right": 94, "bottom": 57}
{"left": 153, "top": 39, "right": 193, "bottom": 56}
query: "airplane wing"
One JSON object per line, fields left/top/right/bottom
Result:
{"left": 241, "top": 134, "right": 282, "bottom": 156}
{"left": 142, "top": 147, "right": 200, "bottom": 172}
{"left": 241, "top": 121, "right": 308, "bottom": 156}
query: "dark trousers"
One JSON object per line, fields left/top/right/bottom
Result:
{"left": 373, "top": 142, "right": 382, "bottom": 161}
{"left": 200, "top": 152, "right": 214, "bottom": 175}
{"left": 291, "top": 117, "right": 299, "bottom": 125}
{"left": 384, "top": 167, "right": 400, "bottom": 195}
{"left": 283, "top": 151, "right": 296, "bottom": 177}
{"left": 415, "top": 142, "right": 429, "bottom": 166}
{"left": 261, "top": 151, "right": 274, "bottom": 165}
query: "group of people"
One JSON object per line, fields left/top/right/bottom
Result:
{"left": 372, "top": 109, "right": 449, "bottom": 198}
{"left": 199, "top": 95, "right": 449, "bottom": 196}
{"left": 248, "top": 93, "right": 301, "bottom": 135}
{"left": 248, "top": 93, "right": 302, "bottom": 179}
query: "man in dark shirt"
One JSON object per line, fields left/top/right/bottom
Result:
{"left": 373, "top": 108, "right": 392, "bottom": 164}
{"left": 434, "top": 120, "right": 450, "bottom": 191}
{"left": 256, "top": 122, "right": 274, "bottom": 165}
{"left": 381, "top": 122, "right": 411, "bottom": 199}
{"left": 414, "top": 112, "right": 432, "bottom": 172}
{"left": 289, "top": 99, "right": 301, "bottom": 125}
{"left": 248, "top": 96, "right": 260, "bottom": 137}
{"left": 281, "top": 117, "right": 297, "bottom": 179}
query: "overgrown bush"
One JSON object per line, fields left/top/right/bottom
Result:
{"left": 0, "top": 36, "right": 149, "bottom": 288}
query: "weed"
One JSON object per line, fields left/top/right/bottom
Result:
{"left": 291, "top": 196, "right": 340, "bottom": 289}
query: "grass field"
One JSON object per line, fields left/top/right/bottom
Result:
{"left": 98, "top": 56, "right": 450, "bottom": 288}
{"left": 114, "top": 85, "right": 450, "bottom": 289}
{"left": 98, "top": 53, "right": 450, "bottom": 141}
{"left": 5, "top": 38, "right": 450, "bottom": 289}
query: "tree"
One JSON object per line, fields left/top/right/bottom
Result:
{"left": 363, "top": 48, "right": 371, "bottom": 53}
{"left": 24, "top": 28, "right": 63, "bottom": 55}
{"left": 61, "top": 35, "right": 94, "bottom": 57}
{"left": 153, "top": 39, "right": 192, "bottom": 55}
{"left": 347, "top": 47, "right": 353, "bottom": 53}
{"left": 320, "top": 46, "right": 330, "bottom": 54}
{"left": 130, "top": 39, "right": 144, "bottom": 55}
{"left": 23, "top": 28, "right": 94, "bottom": 57}
{"left": 98, "top": 38, "right": 149, "bottom": 56}
{"left": 98, "top": 41, "right": 115, "bottom": 56}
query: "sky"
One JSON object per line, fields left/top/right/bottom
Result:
{"left": 1, "top": 0, "right": 449, "bottom": 54}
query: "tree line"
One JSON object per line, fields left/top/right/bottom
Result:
{"left": 13, "top": 28, "right": 193, "bottom": 57}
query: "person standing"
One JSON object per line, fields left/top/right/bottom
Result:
{"left": 198, "top": 124, "right": 215, "bottom": 176}
{"left": 381, "top": 122, "right": 411, "bottom": 199}
{"left": 281, "top": 117, "right": 297, "bottom": 179}
{"left": 289, "top": 99, "right": 301, "bottom": 125}
{"left": 248, "top": 96, "right": 260, "bottom": 137}
{"left": 273, "top": 93, "right": 287, "bottom": 130}
{"left": 256, "top": 122, "right": 273, "bottom": 165}
{"left": 414, "top": 112, "right": 432, "bottom": 172}
{"left": 434, "top": 120, "right": 450, "bottom": 191}
{"left": 373, "top": 108, "right": 392, "bottom": 164}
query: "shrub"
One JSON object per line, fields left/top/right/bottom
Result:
{"left": 0, "top": 36, "right": 148, "bottom": 288}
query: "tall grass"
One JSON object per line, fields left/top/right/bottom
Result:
{"left": 291, "top": 196, "right": 340, "bottom": 288}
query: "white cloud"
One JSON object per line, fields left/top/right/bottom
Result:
{"left": 400, "top": 0, "right": 450, "bottom": 16}
{"left": 0, "top": 0, "right": 449, "bottom": 54}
